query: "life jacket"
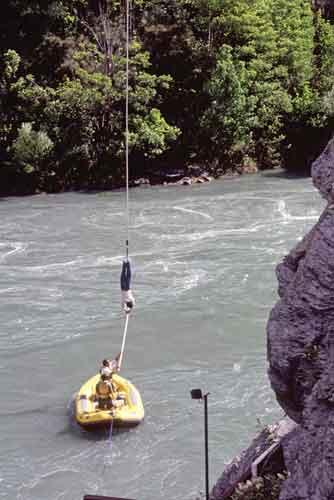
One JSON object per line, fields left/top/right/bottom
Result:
{"left": 96, "top": 380, "right": 112, "bottom": 399}
{"left": 96, "top": 379, "right": 117, "bottom": 400}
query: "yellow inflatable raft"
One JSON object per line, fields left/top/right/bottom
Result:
{"left": 75, "top": 373, "right": 144, "bottom": 428}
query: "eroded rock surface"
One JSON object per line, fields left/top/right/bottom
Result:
{"left": 211, "top": 418, "right": 297, "bottom": 500}
{"left": 267, "top": 136, "right": 334, "bottom": 499}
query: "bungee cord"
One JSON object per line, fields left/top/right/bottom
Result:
{"left": 119, "top": 313, "right": 129, "bottom": 371}
{"left": 119, "top": 0, "right": 134, "bottom": 372}
{"left": 125, "top": 0, "right": 130, "bottom": 260}
{"left": 105, "top": 1, "right": 132, "bottom": 455}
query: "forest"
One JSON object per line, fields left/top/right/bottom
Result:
{"left": 1, "top": 0, "right": 334, "bottom": 195}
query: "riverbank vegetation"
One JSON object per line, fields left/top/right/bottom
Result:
{"left": 1, "top": 0, "right": 334, "bottom": 194}
{"left": 230, "top": 473, "right": 287, "bottom": 500}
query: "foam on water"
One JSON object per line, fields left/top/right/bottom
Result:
{"left": 0, "top": 173, "right": 326, "bottom": 500}
{"left": 0, "top": 242, "right": 27, "bottom": 263}
{"left": 172, "top": 205, "right": 214, "bottom": 220}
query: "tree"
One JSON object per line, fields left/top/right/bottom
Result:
{"left": 14, "top": 38, "right": 179, "bottom": 188}
{"left": 12, "top": 122, "right": 54, "bottom": 174}
{"left": 201, "top": 46, "right": 249, "bottom": 169}
{"left": 0, "top": 50, "right": 22, "bottom": 160}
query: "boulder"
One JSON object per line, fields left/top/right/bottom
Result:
{"left": 150, "top": 167, "right": 186, "bottom": 184}
{"left": 134, "top": 177, "right": 150, "bottom": 186}
{"left": 200, "top": 175, "right": 213, "bottom": 182}
{"left": 188, "top": 164, "right": 207, "bottom": 177}
{"left": 179, "top": 176, "right": 192, "bottom": 185}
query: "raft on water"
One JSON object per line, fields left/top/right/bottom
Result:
{"left": 75, "top": 373, "right": 144, "bottom": 428}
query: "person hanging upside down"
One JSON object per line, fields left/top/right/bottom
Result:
{"left": 120, "top": 259, "right": 135, "bottom": 313}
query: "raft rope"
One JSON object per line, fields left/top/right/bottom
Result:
{"left": 102, "top": 416, "right": 114, "bottom": 472}
{"left": 108, "top": 416, "right": 114, "bottom": 448}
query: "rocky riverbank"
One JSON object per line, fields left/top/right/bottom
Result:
{"left": 1, "top": 162, "right": 259, "bottom": 197}
{"left": 133, "top": 163, "right": 258, "bottom": 189}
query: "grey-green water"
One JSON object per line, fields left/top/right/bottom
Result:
{"left": 0, "top": 172, "right": 324, "bottom": 500}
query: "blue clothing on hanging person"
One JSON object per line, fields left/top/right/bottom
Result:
{"left": 120, "top": 259, "right": 135, "bottom": 313}
{"left": 121, "top": 260, "right": 131, "bottom": 291}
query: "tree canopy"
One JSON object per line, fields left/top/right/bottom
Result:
{"left": 1, "top": 0, "right": 334, "bottom": 194}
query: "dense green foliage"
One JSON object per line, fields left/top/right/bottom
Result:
{"left": 1, "top": 0, "right": 334, "bottom": 194}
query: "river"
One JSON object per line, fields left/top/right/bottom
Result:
{"left": 0, "top": 171, "right": 324, "bottom": 500}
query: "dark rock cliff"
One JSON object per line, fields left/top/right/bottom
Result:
{"left": 211, "top": 138, "right": 334, "bottom": 499}
{"left": 267, "top": 137, "right": 334, "bottom": 499}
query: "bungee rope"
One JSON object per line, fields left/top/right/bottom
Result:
{"left": 119, "top": 313, "right": 129, "bottom": 371}
{"left": 118, "top": 0, "right": 134, "bottom": 372}
{"left": 102, "top": 3, "right": 135, "bottom": 458}
{"left": 125, "top": 0, "right": 130, "bottom": 258}
{"left": 103, "top": 3, "right": 134, "bottom": 457}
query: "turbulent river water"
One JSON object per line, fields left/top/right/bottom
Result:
{"left": 0, "top": 172, "right": 324, "bottom": 500}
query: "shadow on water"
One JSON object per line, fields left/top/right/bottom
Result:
{"left": 0, "top": 404, "right": 55, "bottom": 418}
{"left": 261, "top": 168, "right": 311, "bottom": 180}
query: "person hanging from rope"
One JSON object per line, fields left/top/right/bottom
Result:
{"left": 100, "top": 352, "right": 121, "bottom": 378}
{"left": 120, "top": 258, "right": 135, "bottom": 314}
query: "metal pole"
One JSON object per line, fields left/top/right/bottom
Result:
{"left": 204, "top": 393, "right": 209, "bottom": 500}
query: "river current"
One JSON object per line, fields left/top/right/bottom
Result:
{"left": 0, "top": 172, "right": 324, "bottom": 500}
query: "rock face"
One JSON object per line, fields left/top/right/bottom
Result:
{"left": 267, "top": 136, "right": 334, "bottom": 499}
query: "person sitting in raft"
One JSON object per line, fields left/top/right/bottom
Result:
{"left": 100, "top": 352, "right": 121, "bottom": 379}
{"left": 95, "top": 374, "right": 114, "bottom": 409}
{"left": 121, "top": 259, "right": 135, "bottom": 314}
{"left": 95, "top": 373, "right": 124, "bottom": 410}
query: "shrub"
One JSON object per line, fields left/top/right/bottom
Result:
{"left": 12, "top": 122, "right": 54, "bottom": 173}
